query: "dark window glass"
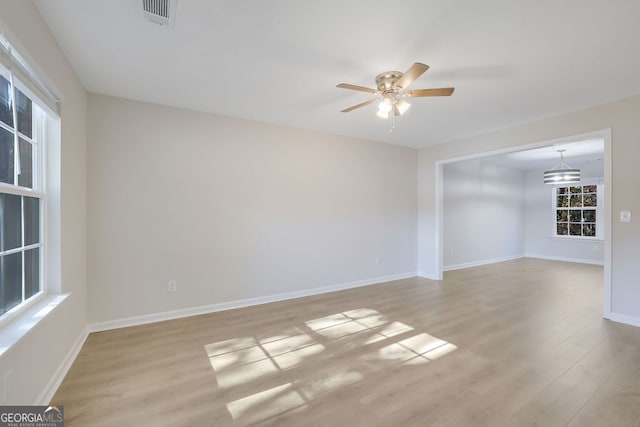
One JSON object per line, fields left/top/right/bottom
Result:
{"left": 583, "top": 210, "right": 596, "bottom": 223}
{"left": 557, "top": 187, "right": 567, "bottom": 195}
{"left": 24, "top": 248, "right": 39, "bottom": 299}
{"left": 583, "top": 185, "right": 597, "bottom": 193}
{"left": 556, "top": 210, "right": 568, "bottom": 222}
{"left": 570, "top": 186, "right": 582, "bottom": 194}
{"left": 583, "top": 224, "right": 596, "bottom": 237}
{"left": 569, "top": 223, "right": 582, "bottom": 236}
{"left": 584, "top": 194, "right": 597, "bottom": 207}
{"left": 15, "top": 89, "right": 32, "bottom": 138}
{"left": 556, "top": 195, "right": 568, "bottom": 208}
{"left": 0, "top": 252, "right": 22, "bottom": 315}
{"left": 569, "top": 210, "right": 582, "bottom": 222}
{"left": 557, "top": 223, "right": 568, "bottom": 235}
{"left": 23, "top": 196, "right": 39, "bottom": 246}
{"left": 18, "top": 138, "right": 32, "bottom": 188}
{"left": 0, "top": 193, "right": 21, "bottom": 251}
{"left": 0, "top": 75, "right": 12, "bottom": 128}
{"left": 0, "top": 126, "right": 14, "bottom": 185}
{"left": 570, "top": 195, "right": 582, "bottom": 207}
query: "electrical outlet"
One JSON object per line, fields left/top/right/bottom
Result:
{"left": 167, "top": 280, "right": 177, "bottom": 293}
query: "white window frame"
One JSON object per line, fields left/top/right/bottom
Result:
{"left": 551, "top": 178, "right": 604, "bottom": 240}
{"left": 0, "top": 63, "right": 48, "bottom": 325}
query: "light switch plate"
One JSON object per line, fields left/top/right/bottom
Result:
{"left": 620, "top": 210, "right": 632, "bottom": 223}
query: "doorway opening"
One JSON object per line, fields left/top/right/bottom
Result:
{"left": 435, "top": 129, "right": 612, "bottom": 318}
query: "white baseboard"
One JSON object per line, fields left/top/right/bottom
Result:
{"left": 36, "top": 325, "right": 89, "bottom": 405}
{"left": 524, "top": 253, "right": 604, "bottom": 266}
{"left": 443, "top": 254, "right": 524, "bottom": 272}
{"left": 417, "top": 272, "right": 440, "bottom": 280}
{"left": 89, "top": 272, "right": 417, "bottom": 333}
{"left": 609, "top": 312, "right": 640, "bottom": 328}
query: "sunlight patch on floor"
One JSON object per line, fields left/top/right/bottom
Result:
{"left": 272, "top": 343, "right": 326, "bottom": 370}
{"left": 208, "top": 345, "right": 269, "bottom": 371}
{"left": 207, "top": 333, "right": 329, "bottom": 389}
{"left": 370, "top": 343, "right": 423, "bottom": 363}
{"left": 257, "top": 327, "right": 306, "bottom": 344}
{"left": 305, "top": 313, "right": 354, "bottom": 330}
{"left": 424, "top": 342, "right": 458, "bottom": 360}
{"left": 261, "top": 333, "right": 315, "bottom": 356}
{"left": 205, "top": 336, "right": 257, "bottom": 357}
{"left": 365, "top": 321, "right": 415, "bottom": 345}
{"left": 361, "top": 332, "right": 457, "bottom": 367}
{"left": 299, "top": 368, "right": 364, "bottom": 400}
{"left": 205, "top": 307, "right": 459, "bottom": 423}
{"left": 314, "top": 319, "right": 371, "bottom": 339}
{"left": 226, "top": 383, "right": 307, "bottom": 423}
{"left": 214, "top": 358, "right": 280, "bottom": 389}
{"left": 399, "top": 333, "right": 447, "bottom": 354}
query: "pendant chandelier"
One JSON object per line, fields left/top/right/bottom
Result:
{"left": 543, "top": 149, "right": 581, "bottom": 184}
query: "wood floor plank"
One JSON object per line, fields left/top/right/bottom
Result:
{"left": 51, "top": 259, "right": 640, "bottom": 426}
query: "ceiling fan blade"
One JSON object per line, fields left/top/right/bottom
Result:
{"left": 393, "top": 105, "right": 401, "bottom": 117}
{"left": 336, "top": 83, "right": 379, "bottom": 94}
{"left": 402, "top": 87, "right": 455, "bottom": 97}
{"left": 340, "top": 98, "right": 377, "bottom": 113}
{"left": 394, "top": 63, "right": 429, "bottom": 90}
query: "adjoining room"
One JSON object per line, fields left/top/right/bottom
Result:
{"left": 1, "top": 1, "right": 640, "bottom": 426}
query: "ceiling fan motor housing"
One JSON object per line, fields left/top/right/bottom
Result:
{"left": 375, "top": 71, "right": 403, "bottom": 91}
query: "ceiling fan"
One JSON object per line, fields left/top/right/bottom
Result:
{"left": 337, "top": 62, "right": 454, "bottom": 121}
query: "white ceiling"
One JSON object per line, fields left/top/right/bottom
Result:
{"left": 481, "top": 138, "right": 604, "bottom": 171}
{"left": 34, "top": 0, "right": 640, "bottom": 148}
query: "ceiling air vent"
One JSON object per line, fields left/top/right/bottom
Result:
{"left": 142, "top": 0, "right": 177, "bottom": 27}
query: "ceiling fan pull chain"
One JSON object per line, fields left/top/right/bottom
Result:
{"left": 390, "top": 107, "right": 395, "bottom": 133}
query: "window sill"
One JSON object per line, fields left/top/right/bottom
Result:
{"left": 549, "top": 236, "right": 604, "bottom": 242}
{"left": 0, "top": 293, "right": 69, "bottom": 359}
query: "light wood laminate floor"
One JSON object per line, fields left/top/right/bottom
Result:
{"left": 52, "top": 259, "right": 640, "bottom": 426}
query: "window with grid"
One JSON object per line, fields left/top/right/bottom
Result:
{"left": 554, "top": 184, "right": 602, "bottom": 239}
{"left": 0, "top": 69, "right": 45, "bottom": 317}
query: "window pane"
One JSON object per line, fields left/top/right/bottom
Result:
{"left": 18, "top": 138, "right": 33, "bottom": 188}
{"left": 556, "top": 210, "right": 568, "bottom": 222}
{"left": 0, "top": 193, "right": 21, "bottom": 251}
{"left": 15, "top": 89, "right": 32, "bottom": 139}
{"left": 583, "top": 185, "right": 597, "bottom": 193}
{"left": 570, "top": 195, "right": 582, "bottom": 207}
{"left": 569, "top": 210, "right": 582, "bottom": 222}
{"left": 570, "top": 186, "right": 582, "bottom": 194}
{"left": 24, "top": 248, "right": 39, "bottom": 299}
{"left": 557, "top": 223, "right": 568, "bottom": 235}
{"left": 0, "top": 75, "right": 12, "bottom": 128}
{"left": 24, "top": 196, "right": 39, "bottom": 246}
{"left": 556, "top": 195, "right": 568, "bottom": 208}
{"left": 0, "top": 126, "right": 14, "bottom": 185}
{"left": 569, "top": 223, "right": 582, "bottom": 236}
{"left": 583, "top": 209, "right": 596, "bottom": 223}
{"left": 584, "top": 194, "right": 597, "bottom": 207}
{"left": 0, "top": 252, "right": 22, "bottom": 315}
{"left": 557, "top": 187, "right": 568, "bottom": 195}
{"left": 583, "top": 224, "right": 596, "bottom": 237}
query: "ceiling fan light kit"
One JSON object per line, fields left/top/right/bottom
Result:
{"left": 543, "top": 149, "right": 581, "bottom": 184}
{"left": 337, "top": 62, "right": 454, "bottom": 132}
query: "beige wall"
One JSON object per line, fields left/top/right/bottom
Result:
{"left": 418, "top": 95, "right": 640, "bottom": 322}
{"left": 87, "top": 94, "right": 418, "bottom": 323}
{"left": 443, "top": 160, "right": 525, "bottom": 268}
{"left": 0, "top": 1, "right": 88, "bottom": 403}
